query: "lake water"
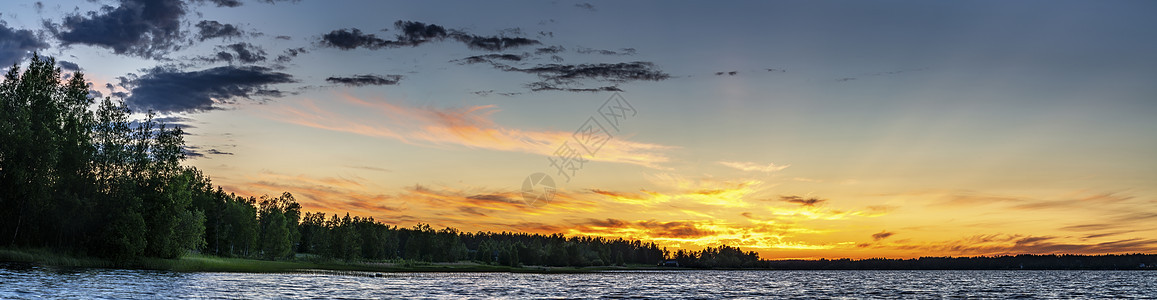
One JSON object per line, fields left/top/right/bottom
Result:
{"left": 2, "top": 265, "right": 1155, "bottom": 299}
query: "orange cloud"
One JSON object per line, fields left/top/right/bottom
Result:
{"left": 268, "top": 94, "right": 674, "bottom": 168}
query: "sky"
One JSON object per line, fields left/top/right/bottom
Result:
{"left": 2, "top": 0, "right": 1156, "bottom": 259}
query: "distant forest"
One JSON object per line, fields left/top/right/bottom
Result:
{"left": 2, "top": 56, "right": 1154, "bottom": 270}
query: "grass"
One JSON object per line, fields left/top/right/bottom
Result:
{"left": 0, "top": 247, "right": 115, "bottom": 269}
{"left": 0, "top": 248, "right": 609, "bottom": 274}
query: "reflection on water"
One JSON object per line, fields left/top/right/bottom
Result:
{"left": 1, "top": 264, "right": 1153, "bottom": 299}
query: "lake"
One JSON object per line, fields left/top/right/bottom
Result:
{"left": 2, "top": 265, "right": 1154, "bottom": 299}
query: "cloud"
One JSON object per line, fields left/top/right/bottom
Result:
{"left": 535, "top": 46, "right": 565, "bottom": 54}
{"left": 0, "top": 20, "right": 49, "bottom": 66}
{"left": 574, "top": 219, "right": 717, "bottom": 239}
{"left": 195, "top": 20, "right": 242, "bottom": 41}
{"left": 574, "top": 3, "right": 596, "bottom": 11}
{"left": 932, "top": 191, "right": 1025, "bottom": 207}
{"left": 565, "top": 217, "right": 833, "bottom": 250}
{"left": 393, "top": 20, "right": 451, "bottom": 45}
{"left": 345, "top": 165, "right": 390, "bottom": 173}
{"left": 1011, "top": 192, "right": 1134, "bottom": 210}
{"left": 576, "top": 47, "right": 635, "bottom": 56}
{"left": 325, "top": 74, "right": 402, "bottom": 86}
{"left": 512, "top": 61, "right": 669, "bottom": 83}
{"left": 275, "top": 47, "right": 307, "bottom": 63}
{"left": 872, "top": 230, "right": 895, "bottom": 241}
{"left": 482, "top": 61, "right": 669, "bottom": 92}
{"left": 190, "top": 0, "right": 242, "bottom": 7}
{"left": 124, "top": 65, "right": 295, "bottom": 113}
{"left": 206, "top": 149, "right": 233, "bottom": 155}
{"left": 590, "top": 189, "right": 667, "bottom": 205}
{"left": 455, "top": 54, "right": 522, "bottom": 64}
{"left": 526, "top": 83, "right": 622, "bottom": 93}
{"left": 718, "top": 161, "right": 790, "bottom": 172}
{"left": 320, "top": 21, "right": 540, "bottom": 52}
{"left": 319, "top": 28, "right": 391, "bottom": 50}
{"left": 453, "top": 34, "right": 540, "bottom": 51}
{"left": 203, "top": 42, "right": 266, "bottom": 64}
{"left": 52, "top": 0, "right": 187, "bottom": 59}
{"left": 320, "top": 21, "right": 450, "bottom": 50}
{"left": 888, "top": 234, "right": 1157, "bottom": 256}
{"left": 269, "top": 94, "right": 674, "bottom": 168}
{"left": 58, "top": 60, "right": 81, "bottom": 71}
{"left": 781, "top": 195, "right": 826, "bottom": 207}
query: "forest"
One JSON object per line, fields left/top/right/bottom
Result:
{"left": 2, "top": 55, "right": 1154, "bottom": 271}
{"left": 0, "top": 55, "right": 672, "bottom": 267}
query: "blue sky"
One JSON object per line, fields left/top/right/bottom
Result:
{"left": 3, "top": 0, "right": 1156, "bottom": 258}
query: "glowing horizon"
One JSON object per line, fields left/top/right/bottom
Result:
{"left": 4, "top": 0, "right": 1155, "bottom": 259}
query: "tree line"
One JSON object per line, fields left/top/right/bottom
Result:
{"left": 0, "top": 55, "right": 666, "bottom": 266}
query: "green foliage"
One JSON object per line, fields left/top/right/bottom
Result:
{"left": 0, "top": 55, "right": 202, "bottom": 260}
{"left": 175, "top": 209, "right": 207, "bottom": 252}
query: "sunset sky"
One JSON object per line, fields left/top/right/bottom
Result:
{"left": 3, "top": 0, "right": 1155, "bottom": 259}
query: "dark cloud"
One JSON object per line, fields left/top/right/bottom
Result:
{"left": 477, "top": 61, "right": 666, "bottom": 93}
{"left": 638, "top": 220, "right": 716, "bottom": 238}
{"left": 125, "top": 65, "right": 295, "bottom": 113}
{"left": 320, "top": 21, "right": 450, "bottom": 50}
{"left": 325, "top": 74, "right": 402, "bottom": 87}
{"left": 319, "top": 28, "right": 390, "bottom": 50}
{"left": 526, "top": 83, "right": 622, "bottom": 93}
{"left": 182, "top": 146, "right": 205, "bottom": 158}
{"left": 453, "top": 34, "right": 540, "bottom": 51}
{"left": 274, "top": 35, "right": 291, "bottom": 40}
{"left": 195, "top": 20, "right": 242, "bottom": 41}
{"left": 535, "top": 45, "right": 564, "bottom": 54}
{"left": 210, "top": 42, "right": 266, "bottom": 64}
{"left": 575, "top": 218, "right": 716, "bottom": 239}
{"left": 574, "top": 3, "right": 596, "bottom": 11}
{"left": 58, "top": 60, "right": 81, "bottom": 71}
{"left": 715, "top": 71, "right": 738, "bottom": 76}
{"left": 781, "top": 195, "right": 826, "bottom": 207}
{"left": 456, "top": 54, "right": 522, "bottom": 64}
{"left": 0, "top": 21, "right": 49, "bottom": 66}
{"left": 576, "top": 47, "right": 635, "bottom": 56}
{"left": 275, "top": 47, "right": 307, "bottom": 63}
{"left": 206, "top": 149, "right": 233, "bottom": 155}
{"left": 190, "top": 0, "right": 242, "bottom": 7}
{"left": 320, "top": 21, "right": 540, "bottom": 52}
{"left": 183, "top": 145, "right": 233, "bottom": 159}
{"left": 512, "top": 62, "right": 669, "bottom": 83}
{"left": 393, "top": 20, "right": 450, "bottom": 45}
{"left": 872, "top": 231, "right": 895, "bottom": 241}
{"left": 52, "top": 0, "right": 187, "bottom": 59}
{"left": 584, "top": 218, "right": 630, "bottom": 228}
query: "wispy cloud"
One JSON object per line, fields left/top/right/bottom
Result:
{"left": 868, "top": 234, "right": 1157, "bottom": 256}
{"left": 718, "top": 161, "right": 790, "bottom": 172}
{"left": 565, "top": 218, "right": 835, "bottom": 250}
{"left": 268, "top": 94, "right": 673, "bottom": 168}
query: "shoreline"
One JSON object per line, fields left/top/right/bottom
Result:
{"left": 4, "top": 248, "right": 1155, "bottom": 273}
